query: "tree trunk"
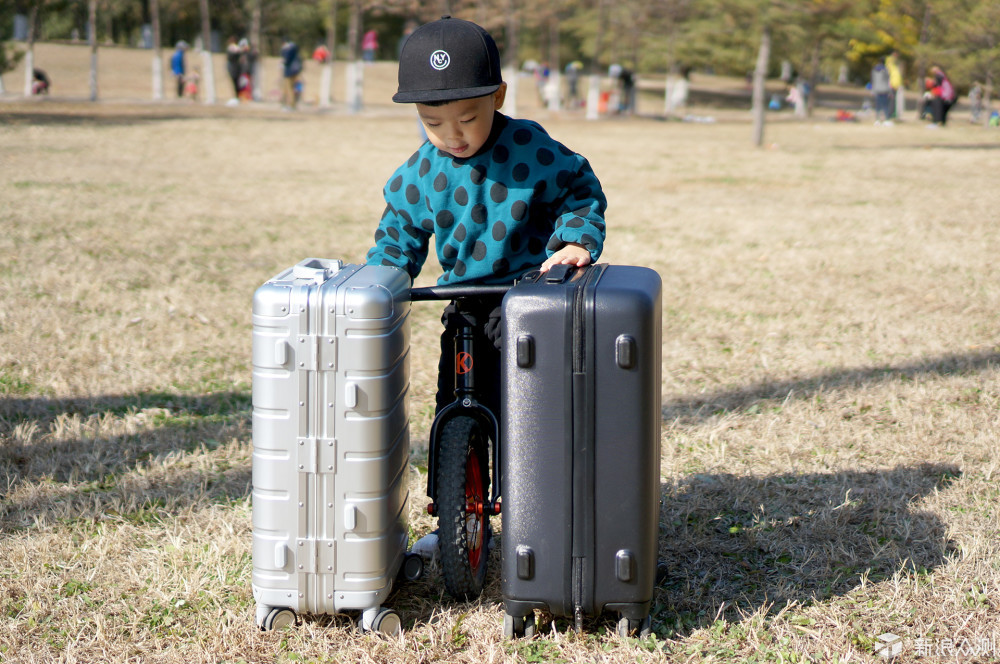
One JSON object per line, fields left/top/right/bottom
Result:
{"left": 150, "top": 0, "right": 163, "bottom": 100}
{"left": 586, "top": 0, "right": 608, "bottom": 120}
{"left": 983, "top": 72, "right": 994, "bottom": 126}
{"left": 89, "top": 0, "right": 98, "bottom": 101}
{"left": 546, "top": 12, "right": 561, "bottom": 111}
{"left": 895, "top": 58, "right": 906, "bottom": 119}
{"left": 199, "top": 0, "right": 217, "bottom": 104}
{"left": 501, "top": 0, "right": 519, "bottom": 116}
{"left": 752, "top": 25, "right": 771, "bottom": 147}
{"left": 806, "top": 40, "right": 821, "bottom": 117}
{"left": 251, "top": 0, "right": 262, "bottom": 100}
{"left": 914, "top": 2, "right": 933, "bottom": 119}
{"left": 346, "top": 0, "right": 362, "bottom": 113}
{"left": 23, "top": 5, "right": 37, "bottom": 97}
{"left": 319, "top": 0, "right": 338, "bottom": 107}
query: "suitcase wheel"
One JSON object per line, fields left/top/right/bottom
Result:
{"left": 361, "top": 607, "right": 402, "bottom": 636}
{"left": 401, "top": 552, "right": 425, "bottom": 582}
{"left": 260, "top": 607, "right": 297, "bottom": 631}
{"left": 616, "top": 614, "right": 651, "bottom": 639}
{"left": 502, "top": 612, "right": 536, "bottom": 639}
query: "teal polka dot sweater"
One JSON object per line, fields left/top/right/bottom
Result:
{"left": 366, "top": 113, "right": 607, "bottom": 285}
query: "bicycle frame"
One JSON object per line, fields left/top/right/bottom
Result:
{"left": 410, "top": 284, "right": 511, "bottom": 517}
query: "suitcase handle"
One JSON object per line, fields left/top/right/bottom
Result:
{"left": 292, "top": 257, "right": 343, "bottom": 282}
{"left": 518, "top": 263, "right": 582, "bottom": 285}
{"left": 543, "top": 263, "right": 575, "bottom": 283}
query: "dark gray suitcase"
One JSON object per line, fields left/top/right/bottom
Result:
{"left": 499, "top": 263, "right": 662, "bottom": 637}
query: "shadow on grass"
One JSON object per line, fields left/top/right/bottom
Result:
{"left": 662, "top": 349, "right": 1000, "bottom": 425}
{"left": 0, "top": 390, "right": 252, "bottom": 528}
{"left": 654, "top": 463, "right": 959, "bottom": 637}
{"left": 836, "top": 142, "right": 1000, "bottom": 151}
{"left": 385, "top": 464, "right": 958, "bottom": 639}
{"left": 1, "top": 107, "right": 311, "bottom": 128}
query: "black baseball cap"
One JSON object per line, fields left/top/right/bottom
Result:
{"left": 393, "top": 17, "right": 502, "bottom": 103}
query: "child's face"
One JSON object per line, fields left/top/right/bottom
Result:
{"left": 416, "top": 85, "right": 507, "bottom": 158}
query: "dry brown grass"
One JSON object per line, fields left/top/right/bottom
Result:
{"left": 1, "top": 42, "right": 999, "bottom": 663}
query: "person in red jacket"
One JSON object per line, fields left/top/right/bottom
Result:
{"left": 925, "top": 65, "right": 957, "bottom": 126}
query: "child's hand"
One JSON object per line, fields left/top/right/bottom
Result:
{"left": 540, "top": 243, "right": 592, "bottom": 272}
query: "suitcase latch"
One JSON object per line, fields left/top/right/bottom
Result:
{"left": 516, "top": 545, "right": 534, "bottom": 580}
{"left": 615, "top": 549, "right": 635, "bottom": 582}
{"left": 516, "top": 335, "right": 534, "bottom": 368}
{"left": 615, "top": 335, "right": 637, "bottom": 370}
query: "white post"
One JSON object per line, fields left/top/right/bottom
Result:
{"left": 546, "top": 70, "right": 561, "bottom": 111}
{"left": 794, "top": 81, "right": 807, "bottom": 117}
{"left": 501, "top": 66, "right": 518, "bottom": 117}
{"left": 586, "top": 74, "right": 600, "bottom": 120}
{"left": 152, "top": 54, "right": 163, "bottom": 100}
{"left": 319, "top": 62, "right": 333, "bottom": 108}
{"left": 23, "top": 49, "right": 34, "bottom": 97}
{"left": 346, "top": 60, "right": 363, "bottom": 113}
{"left": 664, "top": 73, "right": 673, "bottom": 116}
{"left": 201, "top": 49, "right": 216, "bottom": 104}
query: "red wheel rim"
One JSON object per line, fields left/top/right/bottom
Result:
{"left": 465, "top": 447, "right": 485, "bottom": 570}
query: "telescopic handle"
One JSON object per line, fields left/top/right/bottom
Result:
{"left": 409, "top": 284, "right": 513, "bottom": 301}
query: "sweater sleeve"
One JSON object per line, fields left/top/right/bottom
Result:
{"left": 365, "top": 178, "right": 431, "bottom": 279}
{"left": 545, "top": 155, "right": 607, "bottom": 261}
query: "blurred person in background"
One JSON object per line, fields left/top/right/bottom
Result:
{"left": 171, "top": 41, "right": 187, "bottom": 98}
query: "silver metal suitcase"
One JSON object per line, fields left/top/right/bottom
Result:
{"left": 251, "top": 258, "right": 416, "bottom": 634}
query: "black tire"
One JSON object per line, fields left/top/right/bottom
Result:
{"left": 436, "top": 416, "right": 490, "bottom": 601}
{"left": 401, "top": 552, "right": 425, "bottom": 582}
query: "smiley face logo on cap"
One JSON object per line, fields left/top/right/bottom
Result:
{"left": 430, "top": 49, "right": 450, "bottom": 71}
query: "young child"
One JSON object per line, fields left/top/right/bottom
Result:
{"left": 184, "top": 67, "right": 201, "bottom": 101}
{"left": 365, "top": 16, "right": 608, "bottom": 416}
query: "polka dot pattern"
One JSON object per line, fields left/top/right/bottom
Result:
{"left": 366, "top": 114, "right": 607, "bottom": 285}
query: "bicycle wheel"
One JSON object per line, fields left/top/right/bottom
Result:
{"left": 436, "top": 416, "right": 491, "bottom": 600}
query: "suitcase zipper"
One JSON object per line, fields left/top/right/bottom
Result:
{"left": 569, "top": 265, "right": 605, "bottom": 625}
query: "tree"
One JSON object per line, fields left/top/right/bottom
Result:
{"left": 197, "top": 0, "right": 216, "bottom": 103}
{"left": 149, "top": 0, "right": 164, "bottom": 100}
{"left": 318, "top": 0, "right": 338, "bottom": 107}
{"left": 785, "top": 0, "right": 861, "bottom": 116}
{"left": 0, "top": 2, "right": 26, "bottom": 94}
{"left": 501, "top": 0, "right": 519, "bottom": 116}
{"left": 250, "top": 0, "right": 262, "bottom": 100}
{"left": 935, "top": 0, "right": 1000, "bottom": 119}
{"left": 752, "top": 24, "right": 771, "bottom": 145}
{"left": 88, "top": 0, "right": 97, "bottom": 100}
{"left": 346, "top": 0, "right": 361, "bottom": 112}
{"left": 23, "top": 3, "right": 38, "bottom": 97}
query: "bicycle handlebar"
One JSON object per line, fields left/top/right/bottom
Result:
{"left": 410, "top": 284, "right": 513, "bottom": 301}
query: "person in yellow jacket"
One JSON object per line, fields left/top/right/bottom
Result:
{"left": 886, "top": 51, "right": 904, "bottom": 119}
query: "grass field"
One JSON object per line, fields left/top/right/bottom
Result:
{"left": 1, "top": 43, "right": 999, "bottom": 663}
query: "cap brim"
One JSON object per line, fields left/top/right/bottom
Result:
{"left": 393, "top": 83, "right": 501, "bottom": 104}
